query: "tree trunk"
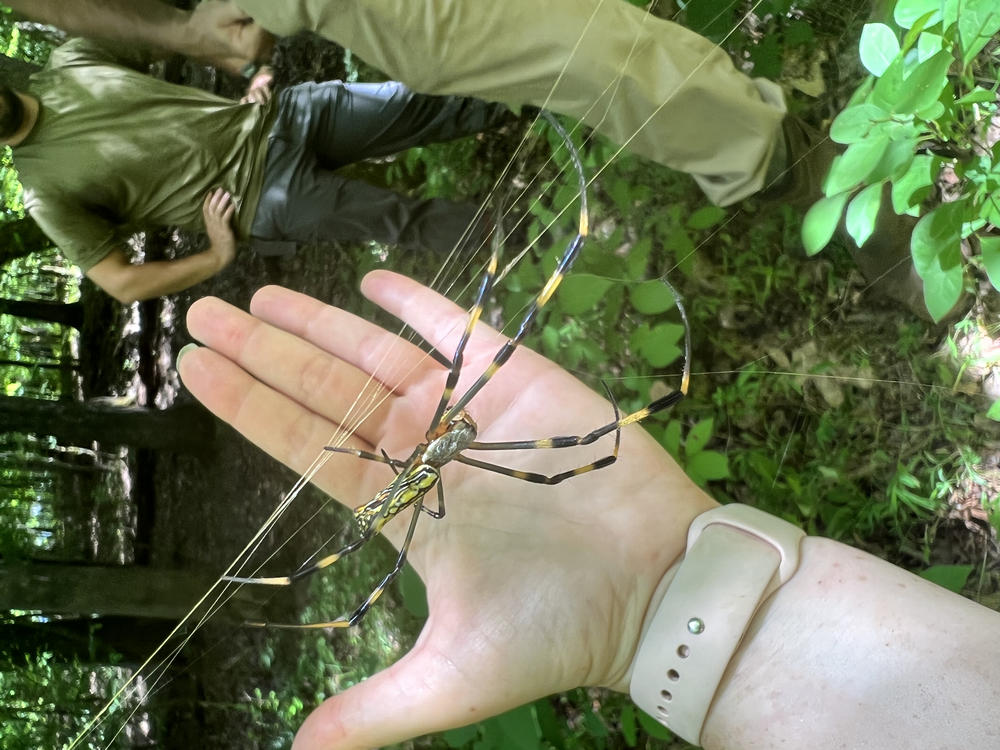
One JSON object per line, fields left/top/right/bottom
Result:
{"left": 0, "top": 297, "right": 84, "bottom": 329}
{"left": 0, "top": 395, "right": 216, "bottom": 452}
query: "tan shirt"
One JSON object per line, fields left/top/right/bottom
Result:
{"left": 15, "top": 39, "right": 275, "bottom": 270}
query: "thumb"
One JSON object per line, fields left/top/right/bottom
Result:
{"left": 291, "top": 637, "right": 497, "bottom": 749}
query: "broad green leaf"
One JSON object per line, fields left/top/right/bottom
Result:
{"left": 398, "top": 563, "right": 428, "bottom": 618}
{"left": 824, "top": 137, "right": 889, "bottom": 195}
{"left": 494, "top": 704, "right": 541, "bottom": 750}
{"left": 916, "top": 31, "right": 945, "bottom": 61}
{"left": 686, "top": 204, "right": 728, "bottom": 230}
{"left": 859, "top": 23, "right": 900, "bottom": 76}
{"left": 911, "top": 202, "right": 965, "bottom": 279}
{"left": 620, "top": 704, "right": 638, "bottom": 748}
{"left": 891, "top": 154, "right": 937, "bottom": 214}
{"left": 785, "top": 19, "right": 814, "bottom": 46}
{"left": 685, "top": 417, "right": 714, "bottom": 456}
{"left": 871, "top": 57, "right": 906, "bottom": 110}
{"left": 540, "top": 324, "right": 560, "bottom": 358}
{"left": 980, "top": 236, "right": 1000, "bottom": 292}
{"left": 802, "top": 191, "right": 851, "bottom": 255}
{"left": 632, "top": 322, "right": 685, "bottom": 368}
{"left": 921, "top": 261, "right": 965, "bottom": 322}
{"left": 687, "top": 451, "right": 731, "bottom": 484}
{"left": 629, "top": 279, "right": 678, "bottom": 314}
{"left": 443, "top": 724, "right": 480, "bottom": 748}
{"left": 845, "top": 183, "right": 883, "bottom": 247}
{"left": 957, "top": 1, "right": 1000, "bottom": 65}
{"left": 557, "top": 273, "right": 615, "bottom": 314}
{"left": 894, "top": 0, "right": 941, "bottom": 28}
{"left": 830, "top": 103, "right": 889, "bottom": 144}
{"left": 637, "top": 709, "right": 673, "bottom": 740}
{"left": 866, "top": 137, "right": 917, "bottom": 184}
{"left": 533, "top": 699, "right": 566, "bottom": 750}
{"left": 919, "top": 564, "right": 974, "bottom": 593}
{"left": 660, "top": 419, "right": 682, "bottom": 461}
{"left": 987, "top": 400, "right": 1000, "bottom": 421}
{"left": 625, "top": 236, "right": 653, "bottom": 280}
{"left": 893, "top": 51, "right": 952, "bottom": 114}
{"left": 911, "top": 202, "right": 965, "bottom": 321}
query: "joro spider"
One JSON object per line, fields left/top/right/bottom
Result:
{"left": 224, "top": 114, "right": 691, "bottom": 628}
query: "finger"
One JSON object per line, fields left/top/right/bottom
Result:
{"left": 185, "top": 296, "right": 398, "bottom": 449}
{"left": 249, "top": 285, "right": 446, "bottom": 398}
{"left": 291, "top": 641, "right": 519, "bottom": 750}
{"left": 361, "top": 270, "right": 509, "bottom": 362}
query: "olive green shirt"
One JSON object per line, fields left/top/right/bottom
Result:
{"left": 15, "top": 39, "right": 275, "bottom": 271}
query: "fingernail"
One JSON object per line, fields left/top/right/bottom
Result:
{"left": 176, "top": 343, "right": 199, "bottom": 368}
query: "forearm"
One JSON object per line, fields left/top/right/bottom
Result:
{"left": 89, "top": 248, "right": 231, "bottom": 304}
{"left": 702, "top": 537, "right": 1000, "bottom": 748}
{"left": 6, "top": 0, "right": 188, "bottom": 52}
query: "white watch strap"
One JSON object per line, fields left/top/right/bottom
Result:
{"left": 629, "top": 504, "right": 805, "bottom": 745}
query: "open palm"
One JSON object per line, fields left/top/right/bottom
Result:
{"left": 178, "top": 272, "right": 714, "bottom": 749}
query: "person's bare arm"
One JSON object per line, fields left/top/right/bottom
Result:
{"left": 177, "top": 277, "right": 1000, "bottom": 749}
{"left": 85, "top": 189, "right": 238, "bottom": 303}
{"left": 5, "top": 0, "right": 273, "bottom": 74}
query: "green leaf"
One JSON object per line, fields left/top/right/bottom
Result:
{"left": 685, "top": 417, "right": 715, "bottom": 456}
{"left": 894, "top": 0, "right": 941, "bottom": 29}
{"left": 829, "top": 103, "right": 889, "bottom": 144}
{"left": 620, "top": 703, "right": 638, "bottom": 747}
{"left": 631, "top": 322, "right": 685, "bottom": 368}
{"left": 866, "top": 137, "right": 918, "bottom": 184}
{"left": 443, "top": 724, "right": 480, "bottom": 748}
{"left": 891, "top": 155, "right": 936, "bottom": 214}
{"left": 987, "top": 400, "right": 1000, "bottom": 421}
{"left": 802, "top": 191, "right": 851, "bottom": 256}
{"left": 957, "top": 1, "right": 1000, "bottom": 65}
{"left": 845, "top": 183, "right": 884, "bottom": 247}
{"left": 660, "top": 419, "right": 682, "bottom": 461}
{"left": 955, "top": 87, "right": 999, "bottom": 106}
{"left": 398, "top": 563, "right": 428, "bottom": 618}
{"left": 893, "top": 50, "right": 951, "bottom": 114}
{"left": 494, "top": 704, "right": 541, "bottom": 750}
{"left": 533, "top": 700, "right": 566, "bottom": 750}
{"left": 557, "top": 273, "right": 616, "bottom": 315}
{"left": 824, "top": 137, "right": 889, "bottom": 195}
{"left": 636, "top": 709, "right": 673, "bottom": 741}
{"left": 912, "top": 202, "right": 965, "bottom": 321}
{"left": 629, "top": 279, "right": 678, "bottom": 314}
{"left": 980, "top": 236, "right": 1000, "bottom": 292}
{"left": 686, "top": 451, "right": 731, "bottom": 484}
{"left": 686, "top": 204, "right": 728, "bottom": 230}
{"left": 859, "top": 23, "right": 900, "bottom": 76}
{"left": 919, "top": 564, "right": 974, "bottom": 593}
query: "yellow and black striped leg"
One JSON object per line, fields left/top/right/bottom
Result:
{"left": 255, "top": 499, "right": 427, "bottom": 630}
{"left": 440, "top": 115, "right": 589, "bottom": 425}
{"left": 427, "top": 241, "right": 501, "bottom": 433}
{"left": 223, "top": 529, "right": 375, "bottom": 588}
{"left": 465, "top": 388, "right": 686, "bottom": 454}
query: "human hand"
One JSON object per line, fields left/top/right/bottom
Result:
{"left": 177, "top": 275, "right": 715, "bottom": 749}
{"left": 201, "top": 188, "right": 237, "bottom": 269}
{"left": 240, "top": 65, "right": 274, "bottom": 105}
{"left": 185, "top": 0, "right": 275, "bottom": 75}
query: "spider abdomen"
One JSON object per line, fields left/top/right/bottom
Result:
{"left": 354, "top": 463, "right": 440, "bottom": 535}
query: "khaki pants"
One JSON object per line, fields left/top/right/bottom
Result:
{"left": 239, "top": 0, "right": 786, "bottom": 205}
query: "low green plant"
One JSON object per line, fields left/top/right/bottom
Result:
{"left": 802, "top": 0, "right": 1000, "bottom": 322}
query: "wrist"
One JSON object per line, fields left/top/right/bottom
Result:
{"left": 601, "top": 466, "right": 717, "bottom": 693}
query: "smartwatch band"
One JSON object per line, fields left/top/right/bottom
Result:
{"left": 629, "top": 503, "right": 805, "bottom": 745}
